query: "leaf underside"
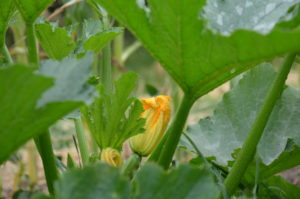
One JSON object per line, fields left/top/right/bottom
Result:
{"left": 0, "top": 53, "right": 96, "bottom": 163}
{"left": 0, "top": 65, "right": 80, "bottom": 164}
{"left": 96, "top": 0, "right": 300, "bottom": 100}
{"left": 181, "top": 64, "right": 300, "bottom": 166}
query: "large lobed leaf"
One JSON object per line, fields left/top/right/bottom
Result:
{"left": 54, "top": 163, "right": 219, "bottom": 199}
{"left": 0, "top": 54, "right": 95, "bottom": 164}
{"left": 37, "top": 53, "right": 95, "bottom": 107}
{"left": 203, "top": 0, "right": 300, "bottom": 35}
{"left": 181, "top": 64, "right": 300, "bottom": 166}
{"left": 133, "top": 163, "right": 219, "bottom": 199}
{"left": 0, "top": 65, "right": 78, "bottom": 163}
{"left": 96, "top": 0, "right": 300, "bottom": 99}
{"left": 55, "top": 163, "right": 131, "bottom": 199}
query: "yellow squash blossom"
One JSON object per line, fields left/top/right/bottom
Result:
{"left": 130, "top": 95, "right": 171, "bottom": 156}
{"left": 100, "top": 147, "right": 122, "bottom": 168}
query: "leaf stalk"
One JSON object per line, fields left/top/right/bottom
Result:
{"left": 25, "top": 20, "right": 58, "bottom": 195}
{"left": 157, "top": 94, "right": 194, "bottom": 169}
{"left": 223, "top": 53, "right": 296, "bottom": 196}
{"left": 25, "top": 23, "right": 39, "bottom": 65}
{"left": 35, "top": 131, "right": 59, "bottom": 195}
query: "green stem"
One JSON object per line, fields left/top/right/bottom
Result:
{"left": 113, "top": 31, "right": 124, "bottom": 64}
{"left": 35, "top": 131, "right": 58, "bottom": 195}
{"left": 74, "top": 118, "right": 90, "bottom": 166}
{"left": 25, "top": 23, "right": 38, "bottom": 65}
{"left": 121, "top": 153, "right": 141, "bottom": 177}
{"left": 224, "top": 53, "right": 296, "bottom": 197}
{"left": 101, "top": 14, "right": 113, "bottom": 92}
{"left": 93, "top": 53, "right": 99, "bottom": 75}
{"left": 157, "top": 94, "right": 194, "bottom": 169}
{"left": 1, "top": 44, "right": 13, "bottom": 64}
{"left": 25, "top": 20, "right": 58, "bottom": 195}
{"left": 183, "top": 132, "right": 228, "bottom": 199}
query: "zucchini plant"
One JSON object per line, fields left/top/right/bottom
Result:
{"left": 0, "top": 0, "right": 300, "bottom": 198}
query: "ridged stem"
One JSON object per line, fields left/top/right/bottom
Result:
{"left": 26, "top": 21, "right": 58, "bottom": 195}
{"left": 25, "top": 23, "right": 38, "bottom": 65}
{"left": 35, "top": 131, "right": 58, "bottom": 195}
{"left": 224, "top": 53, "right": 296, "bottom": 196}
{"left": 157, "top": 94, "right": 194, "bottom": 169}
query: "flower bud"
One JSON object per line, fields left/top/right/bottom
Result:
{"left": 100, "top": 148, "right": 122, "bottom": 167}
{"left": 130, "top": 95, "right": 171, "bottom": 156}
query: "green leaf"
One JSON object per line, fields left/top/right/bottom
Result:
{"left": 37, "top": 53, "right": 95, "bottom": 107}
{"left": 259, "top": 141, "right": 300, "bottom": 178}
{"left": 82, "top": 19, "right": 103, "bottom": 39}
{"left": 243, "top": 142, "right": 300, "bottom": 185}
{"left": 0, "top": 1, "right": 15, "bottom": 47}
{"left": 203, "top": 0, "right": 300, "bottom": 34}
{"left": 35, "top": 23, "right": 75, "bottom": 60}
{"left": 14, "top": 0, "right": 54, "bottom": 23}
{"left": 0, "top": 65, "right": 80, "bottom": 164}
{"left": 54, "top": 163, "right": 219, "bottom": 199}
{"left": 96, "top": 0, "right": 300, "bottom": 100}
{"left": 82, "top": 72, "right": 145, "bottom": 150}
{"left": 133, "top": 163, "right": 219, "bottom": 199}
{"left": 82, "top": 19, "right": 123, "bottom": 53}
{"left": 181, "top": 64, "right": 300, "bottom": 166}
{"left": 83, "top": 28, "right": 123, "bottom": 52}
{"left": 258, "top": 176, "right": 300, "bottom": 199}
{"left": 55, "top": 163, "right": 131, "bottom": 199}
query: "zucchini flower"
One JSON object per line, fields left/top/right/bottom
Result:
{"left": 130, "top": 95, "right": 171, "bottom": 156}
{"left": 100, "top": 148, "right": 122, "bottom": 168}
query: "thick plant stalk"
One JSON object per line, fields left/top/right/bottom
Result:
{"left": 35, "top": 131, "right": 58, "bottom": 195}
{"left": 157, "top": 94, "right": 194, "bottom": 169}
{"left": 74, "top": 118, "right": 90, "bottom": 166}
{"left": 26, "top": 22, "right": 58, "bottom": 195}
{"left": 121, "top": 153, "right": 141, "bottom": 177}
{"left": 224, "top": 53, "right": 296, "bottom": 197}
{"left": 26, "top": 23, "right": 39, "bottom": 65}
